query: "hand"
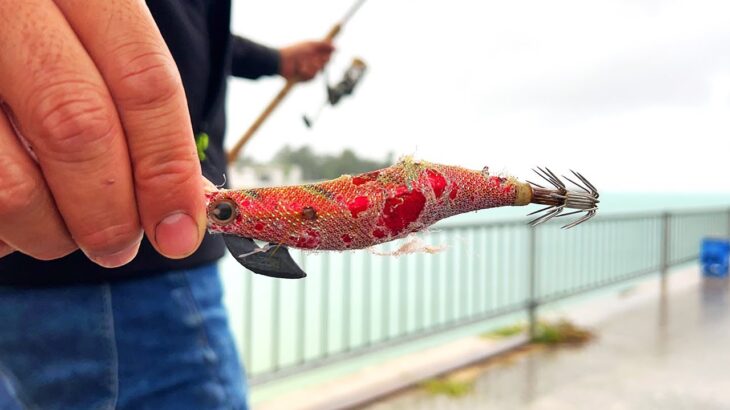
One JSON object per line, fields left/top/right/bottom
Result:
{"left": 0, "top": 1, "right": 206, "bottom": 267}
{"left": 279, "top": 41, "right": 335, "bottom": 81}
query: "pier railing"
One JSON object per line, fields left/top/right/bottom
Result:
{"left": 224, "top": 208, "right": 730, "bottom": 385}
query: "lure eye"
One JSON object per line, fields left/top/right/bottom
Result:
{"left": 209, "top": 199, "right": 237, "bottom": 225}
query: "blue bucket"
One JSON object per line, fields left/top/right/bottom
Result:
{"left": 701, "top": 238, "right": 730, "bottom": 278}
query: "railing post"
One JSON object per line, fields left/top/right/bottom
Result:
{"left": 660, "top": 212, "right": 670, "bottom": 292}
{"left": 527, "top": 226, "right": 538, "bottom": 340}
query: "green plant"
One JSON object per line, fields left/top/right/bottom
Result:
{"left": 481, "top": 323, "right": 525, "bottom": 338}
{"left": 532, "top": 320, "right": 594, "bottom": 345}
{"left": 421, "top": 378, "right": 474, "bottom": 398}
{"left": 195, "top": 132, "right": 209, "bottom": 161}
{"left": 480, "top": 319, "right": 594, "bottom": 345}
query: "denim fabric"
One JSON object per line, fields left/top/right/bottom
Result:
{"left": 0, "top": 264, "right": 248, "bottom": 410}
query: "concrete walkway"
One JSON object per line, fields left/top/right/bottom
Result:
{"left": 365, "top": 270, "right": 730, "bottom": 409}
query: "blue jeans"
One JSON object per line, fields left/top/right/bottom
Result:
{"left": 0, "top": 264, "right": 248, "bottom": 410}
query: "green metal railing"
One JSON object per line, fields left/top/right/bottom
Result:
{"left": 227, "top": 208, "right": 730, "bottom": 385}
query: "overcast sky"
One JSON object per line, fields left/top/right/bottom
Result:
{"left": 227, "top": 0, "right": 730, "bottom": 192}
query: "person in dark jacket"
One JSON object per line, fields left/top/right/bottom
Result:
{"left": 0, "top": 1, "right": 332, "bottom": 408}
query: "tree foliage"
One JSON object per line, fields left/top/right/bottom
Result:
{"left": 269, "top": 145, "right": 394, "bottom": 181}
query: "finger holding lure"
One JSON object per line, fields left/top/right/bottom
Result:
{"left": 206, "top": 158, "right": 599, "bottom": 279}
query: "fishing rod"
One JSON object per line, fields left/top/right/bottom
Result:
{"left": 303, "top": 57, "right": 367, "bottom": 128}
{"left": 226, "top": 0, "right": 369, "bottom": 163}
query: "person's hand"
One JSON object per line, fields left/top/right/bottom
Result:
{"left": 279, "top": 41, "right": 335, "bottom": 81}
{"left": 0, "top": 1, "right": 206, "bottom": 267}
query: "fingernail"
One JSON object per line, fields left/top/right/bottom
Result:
{"left": 92, "top": 240, "right": 141, "bottom": 268}
{"left": 155, "top": 212, "right": 200, "bottom": 258}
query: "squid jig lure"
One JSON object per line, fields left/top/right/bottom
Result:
{"left": 206, "top": 158, "right": 599, "bottom": 279}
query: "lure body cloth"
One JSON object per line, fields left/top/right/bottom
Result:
{"left": 206, "top": 158, "right": 534, "bottom": 250}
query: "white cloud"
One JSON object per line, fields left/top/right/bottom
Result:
{"left": 227, "top": 0, "right": 730, "bottom": 193}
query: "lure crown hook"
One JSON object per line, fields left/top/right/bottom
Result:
{"left": 528, "top": 168, "right": 599, "bottom": 228}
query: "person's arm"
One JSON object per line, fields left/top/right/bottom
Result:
{"left": 230, "top": 36, "right": 281, "bottom": 79}
{"left": 231, "top": 35, "right": 335, "bottom": 81}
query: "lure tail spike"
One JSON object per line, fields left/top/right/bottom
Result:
{"left": 555, "top": 209, "right": 587, "bottom": 218}
{"left": 561, "top": 209, "right": 597, "bottom": 229}
{"left": 528, "top": 167, "right": 599, "bottom": 228}
{"left": 526, "top": 180, "right": 546, "bottom": 189}
{"left": 527, "top": 204, "right": 556, "bottom": 217}
{"left": 562, "top": 175, "right": 590, "bottom": 194}
{"left": 572, "top": 170, "right": 600, "bottom": 197}
{"left": 528, "top": 206, "right": 564, "bottom": 227}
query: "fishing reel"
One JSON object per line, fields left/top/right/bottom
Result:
{"left": 303, "top": 57, "right": 367, "bottom": 128}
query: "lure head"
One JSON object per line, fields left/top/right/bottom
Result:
{"left": 202, "top": 178, "right": 239, "bottom": 233}
{"left": 206, "top": 192, "right": 239, "bottom": 233}
{"left": 205, "top": 189, "right": 307, "bottom": 279}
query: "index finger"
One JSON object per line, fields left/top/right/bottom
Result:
{"left": 0, "top": 0, "right": 143, "bottom": 266}
{"left": 55, "top": 0, "right": 206, "bottom": 258}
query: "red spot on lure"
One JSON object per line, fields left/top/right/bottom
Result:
{"left": 205, "top": 158, "right": 535, "bottom": 250}
{"left": 449, "top": 182, "right": 459, "bottom": 200}
{"left": 426, "top": 169, "right": 446, "bottom": 199}
{"left": 351, "top": 170, "right": 380, "bottom": 186}
{"left": 381, "top": 188, "right": 426, "bottom": 236}
{"left": 347, "top": 196, "right": 370, "bottom": 218}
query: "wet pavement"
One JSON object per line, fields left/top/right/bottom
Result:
{"left": 364, "top": 276, "right": 730, "bottom": 410}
